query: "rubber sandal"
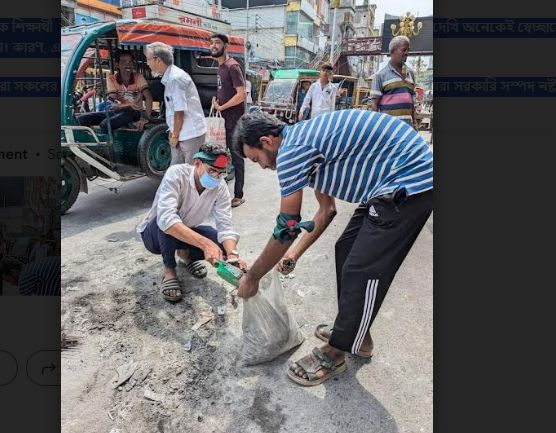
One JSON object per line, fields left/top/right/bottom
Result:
{"left": 160, "top": 278, "right": 183, "bottom": 302}
{"left": 231, "top": 198, "right": 245, "bottom": 208}
{"left": 287, "top": 347, "right": 347, "bottom": 387}
{"left": 184, "top": 260, "right": 207, "bottom": 279}
{"left": 314, "top": 324, "right": 373, "bottom": 358}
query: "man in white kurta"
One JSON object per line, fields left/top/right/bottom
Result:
{"left": 137, "top": 144, "right": 246, "bottom": 302}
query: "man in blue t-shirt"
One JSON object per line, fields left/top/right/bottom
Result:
{"left": 233, "top": 109, "right": 433, "bottom": 386}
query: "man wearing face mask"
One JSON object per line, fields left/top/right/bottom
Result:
{"left": 145, "top": 41, "right": 207, "bottom": 165}
{"left": 137, "top": 143, "right": 247, "bottom": 302}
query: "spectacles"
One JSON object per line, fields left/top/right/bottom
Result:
{"left": 204, "top": 163, "right": 227, "bottom": 179}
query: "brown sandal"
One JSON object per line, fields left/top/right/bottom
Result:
{"left": 287, "top": 347, "right": 347, "bottom": 386}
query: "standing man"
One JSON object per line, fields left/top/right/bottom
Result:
{"left": 233, "top": 109, "right": 433, "bottom": 386}
{"left": 209, "top": 33, "right": 247, "bottom": 208}
{"left": 369, "top": 35, "right": 417, "bottom": 128}
{"left": 77, "top": 51, "right": 152, "bottom": 133}
{"left": 296, "top": 80, "right": 312, "bottom": 121}
{"left": 145, "top": 42, "right": 207, "bottom": 165}
{"left": 245, "top": 78, "right": 253, "bottom": 112}
{"left": 298, "top": 63, "right": 345, "bottom": 121}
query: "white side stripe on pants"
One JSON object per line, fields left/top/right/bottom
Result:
{"left": 351, "top": 279, "right": 379, "bottom": 354}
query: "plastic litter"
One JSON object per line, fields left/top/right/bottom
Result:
{"left": 241, "top": 270, "right": 304, "bottom": 366}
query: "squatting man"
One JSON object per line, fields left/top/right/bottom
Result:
{"left": 136, "top": 143, "right": 247, "bottom": 302}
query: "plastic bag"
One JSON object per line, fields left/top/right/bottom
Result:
{"left": 205, "top": 106, "right": 226, "bottom": 148}
{"left": 241, "top": 270, "right": 304, "bottom": 366}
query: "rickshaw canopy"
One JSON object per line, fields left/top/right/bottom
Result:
{"left": 271, "top": 69, "right": 319, "bottom": 80}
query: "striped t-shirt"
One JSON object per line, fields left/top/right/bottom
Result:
{"left": 276, "top": 110, "right": 433, "bottom": 203}
{"left": 18, "top": 257, "right": 60, "bottom": 296}
{"left": 370, "top": 62, "right": 416, "bottom": 124}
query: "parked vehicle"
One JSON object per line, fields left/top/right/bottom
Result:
{"left": 332, "top": 75, "right": 358, "bottom": 110}
{"left": 61, "top": 20, "right": 245, "bottom": 214}
{"left": 353, "top": 86, "right": 371, "bottom": 109}
{"left": 258, "top": 69, "right": 320, "bottom": 123}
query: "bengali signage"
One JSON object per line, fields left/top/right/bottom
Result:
{"left": 122, "top": 4, "right": 231, "bottom": 33}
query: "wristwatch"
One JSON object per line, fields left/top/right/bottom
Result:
{"left": 228, "top": 249, "right": 239, "bottom": 258}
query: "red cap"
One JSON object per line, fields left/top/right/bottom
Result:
{"left": 212, "top": 154, "right": 229, "bottom": 169}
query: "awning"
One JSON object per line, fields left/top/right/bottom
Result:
{"left": 116, "top": 21, "right": 245, "bottom": 55}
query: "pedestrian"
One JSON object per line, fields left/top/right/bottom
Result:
{"left": 369, "top": 35, "right": 418, "bottom": 128}
{"left": 77, "top": 51, "right": 152, "bottom": 133}
{"left": 209, "top": 33, "right": 247, "bottom": 208}
{"left": 245, "top": 78, "right": 253, "bottom": 112}
{"left": 145, "top": 42, "right": 207, "bottom": 166}
{"left": 298, "top": 62, "right": 345, "bottom": 121}
{"left": 0, "top": 257, "right": 61, "bottom": 296}
{"left": 136, "top": 143, "right": 247, "bottom": 303}
{"left": 296, "top": 80, "right": 312, "bottom": 121}
{"left": 233, "top": 109, "right": 433, "bottom": 386}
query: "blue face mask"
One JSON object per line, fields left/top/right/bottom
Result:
{"left": 200, "top": 172, "right": 220, "bottom": 190}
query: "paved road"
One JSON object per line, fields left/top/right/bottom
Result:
{"left": 62, "top": 158, "right": 432, "bottom": 433}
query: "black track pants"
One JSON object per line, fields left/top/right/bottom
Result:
{"left": 328, "top": 189, "right": 433, "bottom": 354}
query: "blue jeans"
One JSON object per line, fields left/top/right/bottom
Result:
{"left": 141, "top": 218, "right": 223, "bottom": 269}
{"left": 76, "top": 108, "right": 140, "bottom": 134}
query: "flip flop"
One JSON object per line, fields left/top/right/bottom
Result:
{"left": 287, "top": 347, "right": 347, "bottom": 387}
{"left": 231, "top": 198, "right": 245, "bottom": 208}
{"left": 314, "top": 324, "right": 373, "bottom": 358}
{"left": 184, "top": 260, "right": 207, "bottom": 279}
{"left": 160, "top": 278, "right": 183, "bottom": 302}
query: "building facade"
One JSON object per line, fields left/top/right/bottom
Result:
{"left": 121, "top": 0, "right": 231, "bottom": 33}
{"left": 284, "top": 0, "right": 328, "bottom": 68}
{"left": 73, "top": 0, "right": 123, "bottom": 25}
{"left": 222, "top": 0, "right": 287, "bottom": 66}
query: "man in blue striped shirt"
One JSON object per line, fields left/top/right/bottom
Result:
{"left": 233, "top": 109, "right": 433, "bottom": 386}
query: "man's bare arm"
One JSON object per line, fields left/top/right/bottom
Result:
{"left": 244, "top": 190, "right": 303, "bottom": 281}
{"left": 285, "top": 191, "right": 337, "bottom": 261}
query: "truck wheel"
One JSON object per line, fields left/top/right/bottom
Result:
{"left": 61, "top": 160, "right": 80, "bottom": 215}
{"left": 138, "top": 124, "right": 172, "bottom": 178}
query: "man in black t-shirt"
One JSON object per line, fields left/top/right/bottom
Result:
{"left": 210, "top": 33, "right": 247, "bottom": 208}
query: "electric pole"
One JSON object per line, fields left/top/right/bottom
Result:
{"left": 330, "top": 1, "right": 338, "bottom": 66}
{"left": 245, "top": 0, "right": 250, "bottom": 70}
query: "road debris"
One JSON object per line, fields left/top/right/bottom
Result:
{"left": 144, "top": 388, "right": 164, "bottom": 403}
{"left": 112, "top": 360, "right": 139, "bottom": 389}
{"left": 191, "top": 312, "right": 213, "bottom": 331}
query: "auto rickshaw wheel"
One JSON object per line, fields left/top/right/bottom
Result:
{"left": 61, "top": 160, "right": 80, "bottom": 215}
{"left": 138, "top": 124, "right": 172, "bottom": 178}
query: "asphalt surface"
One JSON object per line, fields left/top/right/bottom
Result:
{"left": 62, "top": 146, "right": 432, "bottom": 433}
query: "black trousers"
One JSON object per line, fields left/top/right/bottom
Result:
{"left": 140, "top": 218, "right": 222, "bottom": 269}
{"left": 76, "top": 108, "right": 140, "bottom": 134}
{"left": 328, "top": 189, "right": 433, "bottom": 354}
{"left": 225, "top": 126, "right": 245, "bottom": 199}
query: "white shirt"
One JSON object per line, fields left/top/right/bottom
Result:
{"left": 136, "top": 164, "right": 239, "bottom": 244}
{"left": 300, "top": 80, "right": 338, "bottom": 118}
{"left": 161, "top": 64, "right": 207, "bottom": 141}
{"left": 245, "top": 80, "right": 253, "bottom": 104}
